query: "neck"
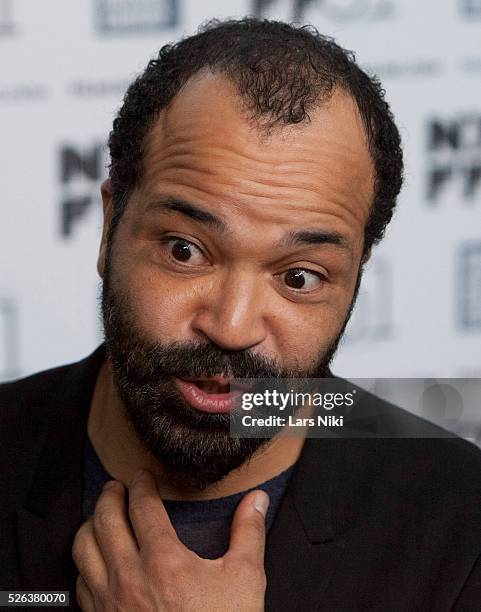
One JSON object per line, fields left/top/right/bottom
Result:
{"left": 87, "top": 359, "right": 309, "bottom": 501}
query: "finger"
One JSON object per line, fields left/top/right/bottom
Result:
{"left": 226, "top": 490, "right": 269, "bottom": 564}
{"left": 76, "top": 574, "right": 96, "bottom": 612}
{"left": 72, "top": 518, "right": 108, "bottom": 593}
{"left": 92, "top": 480, "right": 140, "bottom": 568}
{"left": 128, "top": 469, "right": 180, "bottom": 552}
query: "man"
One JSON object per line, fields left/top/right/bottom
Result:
{"left": 1, "top": 18, "right": 481, "bottom": 611}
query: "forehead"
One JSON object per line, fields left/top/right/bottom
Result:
{"left": 138, "top": 71, "right": 375, "bottom": 251}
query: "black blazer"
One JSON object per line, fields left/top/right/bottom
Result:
{"left": 1, "top": 345, "right": 481, "bottom": 611}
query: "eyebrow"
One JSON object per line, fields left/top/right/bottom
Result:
{"left": 147, "top": 198, "right": 351, "bottom": 253}
{"left": 146, "top": 198, "right": 227, "bottom": 232}
{"left": 279, "top": 229, "right": 351, "bottom": 252}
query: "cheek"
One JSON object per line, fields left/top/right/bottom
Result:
{"left": 271, "top": 307, "right": 342, "bottom": 364}
{"left": 117, "top": 265, "right": 202, "bottom": 341}
{"left": 269, "top": 270, "right": 360, "bottom": 368}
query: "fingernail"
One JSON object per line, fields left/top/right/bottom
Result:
{"left": 103, "top": 480, "right": 117, "bottom": 490}
{"left": 253, "top": 492, "right": 270, "bottom": 517}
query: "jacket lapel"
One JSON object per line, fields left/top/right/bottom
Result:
{"left": 264, "top": 436, "right": 348, "bottom": 611}
{"left": 15, "top": 346, "right": 106, "bottom": 594}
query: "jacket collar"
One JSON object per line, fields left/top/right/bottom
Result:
{"left": 22, "top": 344, "right": 106, "bottom": 518}
{"left": 16, "top": 345, "right": 106, "bottom": 593}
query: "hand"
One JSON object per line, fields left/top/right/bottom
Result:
{"left": 72, "top": 469, "right": 269, "bottom": 611}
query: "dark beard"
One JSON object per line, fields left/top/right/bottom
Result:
{"left": 101, "top": 245, "right": 361, "bottom": 490}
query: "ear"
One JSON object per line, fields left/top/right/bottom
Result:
{"left": 97, "top": 179, "right": 114, "bottom": 279}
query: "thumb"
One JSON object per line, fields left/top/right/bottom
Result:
{"left": 227, "top": 490, "right": 270, "bottom": 563}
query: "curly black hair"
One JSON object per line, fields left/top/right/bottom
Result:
{"left": 107, "top": 17, "right": 403, "bottom": 257}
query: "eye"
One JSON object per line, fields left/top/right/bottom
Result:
{"left": 164, "top": 238, "right": 206, "bottom": 265}
{"left": 281, "top": 268, "right": 325, "bottom": 292}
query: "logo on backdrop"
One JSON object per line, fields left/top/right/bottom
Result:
{"left": 59, "top": 143, "right": 107, "bottom": 238}
{"left": 0, "top": 298, "right": 20, "bottom": 382}
{"left": 343, "top": 258, "right": 393, "bottom": 344}
{"left": 252, "top": 0, "right": 395, "bottom": 22}
{"left": 459, "top": 0, "right": 481, "bottom": 17}
{"left": 457, "top": 242, "right": 481, "bottom": 330}
{"left": 426, "top": 114, "right": 481, "bottom": 203}
{"left": 95, "top": 0, "right": 178, "bottom": 33}
{"left": 0, "top": 0, "right": 15, "bottom": 35}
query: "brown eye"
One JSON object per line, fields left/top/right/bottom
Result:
{"left": 171, "top": 240, "right": 192, "bottom": 262}
{"left": 283, "top": 268, "right": 324, "bottom": 291}
{"left": 166, "top": 238, "right": 206, "bottom": 265}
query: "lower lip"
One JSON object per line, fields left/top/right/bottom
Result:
{"left": 174, "top": 378, "right": 243, "bottom": 413}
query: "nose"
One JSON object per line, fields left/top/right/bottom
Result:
{"left": 190, "top": 269, "right": 268, "bottom": 351}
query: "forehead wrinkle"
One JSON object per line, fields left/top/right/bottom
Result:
{"left": 143, "top": 137, "right": 306, "bottom": 175}
{"left": 143, "top": 144, "right": 371, "bottom": 206}
{"left": 235, "top": 190, "right": 369, "bottom": 234}
{"left": 144, "top": 120, "right": 372, "bottom": 196}
{"left": 142, "top": 148, "right": 370, "bottom": 234}
{"left": 146, "top": 121, "right": 369, "bottom": 170}
{"left": 156, "top": 164, "right": 370, "bottom": 230}
{"left": 146, "top": 147, "right": 365, "bottom": 180}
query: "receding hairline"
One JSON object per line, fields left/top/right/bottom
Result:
{"left": 143, "top": 68, "right": 373, "bottom": 164}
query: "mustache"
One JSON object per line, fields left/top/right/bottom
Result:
{"left": 119, "top": 340, "right": 291, "bottom": 381}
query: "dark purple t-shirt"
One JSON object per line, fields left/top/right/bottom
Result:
{"left": 82, "top": 434, "right": 294, "bottom": 559}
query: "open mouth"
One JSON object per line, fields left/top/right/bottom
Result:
{"left": 174, "top": 376, "right": 252, "bottom": 413}
{"left": 191, "top": 380, "right": 231, "bottom": 394}
{"left": 179, "top": 375, "right": 252, "bottom": 394}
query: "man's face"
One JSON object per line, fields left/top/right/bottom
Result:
{"left": 99, "top": 73, "right": 374, "bottom": 489}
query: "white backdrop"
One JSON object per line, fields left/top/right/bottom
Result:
{"left": 1, "top": 0, "right": 480, "bottom": 388}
